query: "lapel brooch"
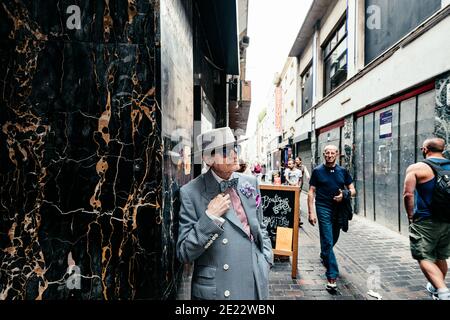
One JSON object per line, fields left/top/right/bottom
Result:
{"left": 239, "top": 181, "right": 256, "bottom": 198}
{"left": 239, "top": 181, "right": 261, "bottom": 208}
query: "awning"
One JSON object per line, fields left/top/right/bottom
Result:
{"left": 293, "top": 131, "right": 311, "bottom": 143}
{"left": 289, "top": 0, "right": 334, "bottom": 57}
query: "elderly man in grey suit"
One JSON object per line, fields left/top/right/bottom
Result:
{"left": 177, "top": 127, "right": 273, "bottom": 300}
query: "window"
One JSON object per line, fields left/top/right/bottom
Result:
{"left": 364, "top": 0, "right": 441, "bottom": 64}
{"left": 301, "top": 64, "right": 313, "bottom": 114}
{"left": 323, "top": 18, "right": 348, "bottom": 96}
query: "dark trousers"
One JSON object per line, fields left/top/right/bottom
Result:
{"left": 316, "top": 204, "right": 341, "bottom": 279}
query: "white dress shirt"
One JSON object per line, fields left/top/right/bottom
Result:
{"left": 205, "top": 169, "right": 228, "bottom": 225}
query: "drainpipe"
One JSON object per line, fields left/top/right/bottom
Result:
{"left": 225, "top": 74, "right": 230, "bottom": 127}
{"left": 311, "top": 21, "right": 320, "bottom": 168}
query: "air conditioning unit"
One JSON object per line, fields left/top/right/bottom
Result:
{"left": 240, "top": 35, "right": 250, "bottom": 48}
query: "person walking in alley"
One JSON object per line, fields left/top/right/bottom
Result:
{"left": 307, "top": 145, "right": 356, "bottom": 290}
{"left": 280, "top": 161, "right": 286, "bottom": 185}
{"left": 403, "top": 138, "right": 450, "bottom": 300}
{"left": 237, "top": 159, "right": 253, "bottom": 175}
{"left": 284, "top": 158, "right": 302, "bottom": 186}
{"left": 295, "top": 156, "right": 310, "bottom": 190}
{"left": 285, "top": 158, "right": 304, "bottom": 226}
{"left": 176, "top": 127, "right": 273, "bottom": 300}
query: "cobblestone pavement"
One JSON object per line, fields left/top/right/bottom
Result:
{"left": 268, "top": 193, "right": 449, "bottom": 300}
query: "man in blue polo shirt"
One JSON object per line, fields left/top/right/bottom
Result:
{"left": 403, "top": 138, "right": 450, "bottom": 300}
{"left": 308, "top": 145, "right": 356, "bottom": 290}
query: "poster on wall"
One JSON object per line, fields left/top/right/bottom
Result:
{"left": 379, "top": 110, "right": 393, "bottom": 139}
{"left": 275, "top": 87, "right": 283, "bottom": 134}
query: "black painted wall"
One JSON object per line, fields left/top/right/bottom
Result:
{"left": 193, "top": 1, "right": 227, "bottom": 129}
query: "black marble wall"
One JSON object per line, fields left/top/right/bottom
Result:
{"left": 0, "top": 0, "right": 175, "bottom": 299}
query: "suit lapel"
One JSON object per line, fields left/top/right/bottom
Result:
{"left": 201, "top": 169, "right": 220, "bottom": 202}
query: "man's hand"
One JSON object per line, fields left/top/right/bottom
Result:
{"left": 333, "top": 189, "right": 344, "bottom": 203}
{"left": 308, "top": 212, "right": 317, "bottom": 226}
{"left": 207, "top": 193, "right": 231, "bottom": 217}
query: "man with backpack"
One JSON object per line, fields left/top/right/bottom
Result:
{"left": 403, "top": 138, "right": 450, "bottom": 300}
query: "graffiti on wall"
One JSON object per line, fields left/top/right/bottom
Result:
{"left": 342, "top": 116, "right": 354, "bottom": 172}
{"left": 376, "top": 142, "right": 393, "bottom": 175}
{"left": 436, "top": 72, "right": 450, "bottom": 159}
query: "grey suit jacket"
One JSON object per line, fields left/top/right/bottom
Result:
{"left": 176, "top": 170, "right": 273, "bottom": 300}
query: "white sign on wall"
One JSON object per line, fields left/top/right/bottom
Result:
{"left": 379, "top": 110, "right": 393, "bottom": 139}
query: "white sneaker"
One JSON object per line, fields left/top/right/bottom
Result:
{"left": 326, "top": 279, "right": 337, "bottom": 290}
{"left": 438, "top": 290, "right": 450, "bottom": 300}
{"left": 426, "top": 282, "right": 441, "bottom": 300}
{"left": 426, "top": 282, "right": 437, "bottom": 295}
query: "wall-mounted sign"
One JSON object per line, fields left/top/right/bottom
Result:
{"left": 379, "top": 110, "right": 393, "bottom": 139}
{"left": 275, "top": 87, "right": 282, "bottom": 134}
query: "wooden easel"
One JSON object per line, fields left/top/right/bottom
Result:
{"left": 260, "top": 185, "right": 300, "bottom": 278}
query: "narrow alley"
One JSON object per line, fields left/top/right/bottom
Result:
{"left": 269, "top": 193, "right": 440, "bottom": 300}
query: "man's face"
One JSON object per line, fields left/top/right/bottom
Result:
{"left": 206, "top": 145, "right": 240, "bottom": 175}
{"left": 324, "top": 148, "right": 338, "bottom": 165}
{"left": 288, "top": 160, "right": 294, "bottom": 169}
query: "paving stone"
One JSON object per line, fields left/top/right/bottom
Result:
{"left": 268, "top": 193, "right": 450, "bottom": 300}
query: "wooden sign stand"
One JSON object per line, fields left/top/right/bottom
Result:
{"left": 260, "top": 185, "right": 300, "bottom": 279}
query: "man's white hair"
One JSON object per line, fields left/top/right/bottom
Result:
{"left": 323, "top": 145, "right": 339, "bottom": 153}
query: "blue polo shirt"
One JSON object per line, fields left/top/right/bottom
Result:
{"left": 310, "top": 164, "right": 353, "bottom": 208}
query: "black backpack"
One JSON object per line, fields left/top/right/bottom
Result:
{"left": 422, "top": 159, "right": 450, "bottom": 222}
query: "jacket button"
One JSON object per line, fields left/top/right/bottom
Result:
{"left": 222, "top": 238, "right": 228, "bottom": 245}
{"left": 223, "top": 264, "right": 229, "bottom": 271}
{"left": 224, "top": 290, "right": 230, "bottom": 297}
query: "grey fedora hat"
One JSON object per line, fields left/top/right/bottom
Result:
{"left": 195, "top": 127, "right": 248, "bottom": 156}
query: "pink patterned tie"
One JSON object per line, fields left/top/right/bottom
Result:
{"left": 226, "top": 188, "right": 253, "bottom": 240}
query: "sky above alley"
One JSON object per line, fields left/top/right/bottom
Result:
{"left": 246, "top": 0, "right": 313, "bottom": 137}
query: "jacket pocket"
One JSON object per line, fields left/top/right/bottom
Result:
{"left": 194, "top": 265, "right": 216, "bottom": 283}
{"left": 192, "top": 266, "right": 217, "bottom": 299}
{"left": 191, "top": 283, "right": 217, "bottom": 300}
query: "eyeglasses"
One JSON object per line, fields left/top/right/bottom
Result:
{"left": 211, "top": 144, "right": 241, "bottom": 158}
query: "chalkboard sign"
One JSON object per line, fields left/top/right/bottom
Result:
{"left": 261, "top": 189, "right": 296, "bottom": 247}
{"left": 260, "top": 184, "right": 300, "bottom": 278}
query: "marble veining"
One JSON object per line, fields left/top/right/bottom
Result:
{"left": 0, "top": 0, "right": 179, "bottom": 300}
